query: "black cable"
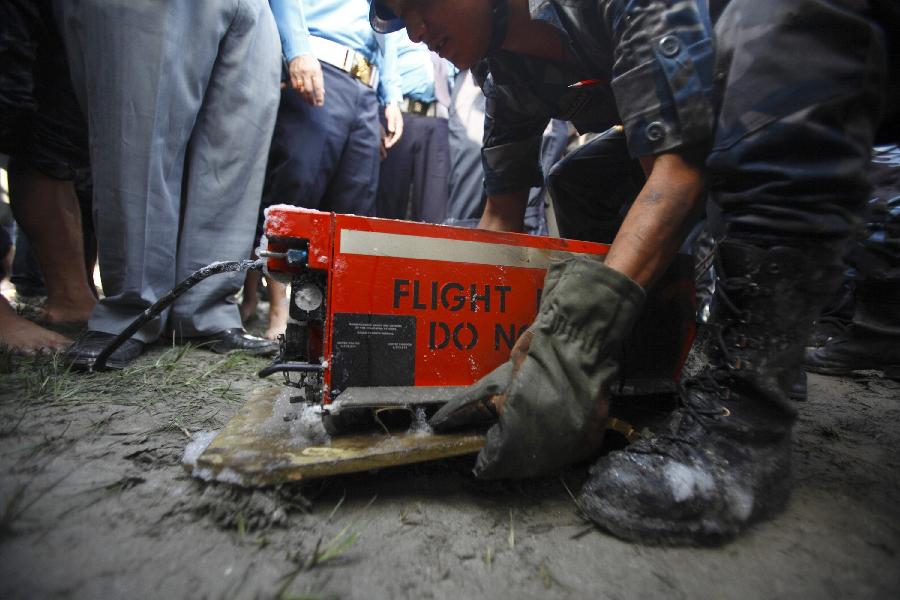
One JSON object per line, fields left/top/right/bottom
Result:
{"left": 92, "top": 258, "right": 265, "bottom": 371}
{"left": 257, "top": 363, "right": 326, "bottom": 378}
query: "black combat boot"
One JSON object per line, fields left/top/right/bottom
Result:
{"left": 579, "top": 240, "right": 843, "bottom": 545}
{"left": 805, "top": 278, "right": 855, "bottom": 349}
{"left": 805, "top": 281, "right": 900, "bottom": 379}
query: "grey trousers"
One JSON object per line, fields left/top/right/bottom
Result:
{"left": 54, "top": 0, "right": 280, "bottom": 342}
{"left": 445, "top": 69, "right": 486, "bottom": 228}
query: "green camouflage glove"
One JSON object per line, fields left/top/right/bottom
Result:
{"left": 429, "top": 257, "right": 567, "bottom": 431}
{"left": 430, "top": 257, "right": 645, "bottom": 478}
{"left": 426, "top": 361, "right": 510, "bottom": 430}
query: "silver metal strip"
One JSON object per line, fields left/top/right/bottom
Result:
{"left": 333, "top": 386, "right": 460, "bottom": 408}
{"left": 339, "top": 229, "right": 601, "bottom": 270}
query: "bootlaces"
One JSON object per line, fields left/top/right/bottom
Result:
{"left": 630, "top": 274, "right": 747, "bottom": 460}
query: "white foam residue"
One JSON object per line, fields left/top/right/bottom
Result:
{"left": 167, "top": 482, "right": 190, "bottom": 497}
{"left": 182, "top": 430, "right": 219, "bottom": 468}
{"left": 256, "top": 234, "right": 269, "bottom": 257}
{"left": 409, "top": 407, "right": 433, "bottom": 436}
{"left": 666, "top": 462, "right": 715, "bottom": 502}
{"left": 262, "top": 206, "right": 287, "bottom": 233}
{"left": 215, "top": 468, "right": 246, "bottom": 486}
{"left": 261, "top": 388, "right": 330, "bottom": 446}
{"left": 193, "top": 467, "right": 215, "bottom": 482}
{"left": 290, "top": 402, "right": 330, "bottom": 445}
{"left": 265, "top": 204, "right": 323, "bottom": 215}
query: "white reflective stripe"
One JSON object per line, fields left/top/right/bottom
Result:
{"left": 309, "top": 36, "right": 377, "bottom": 88}
{"left": 309, "top": 36, "right": 356, "bottom": 71}
{"left": 339, "top": 229, "right": 601, "bottom": 270}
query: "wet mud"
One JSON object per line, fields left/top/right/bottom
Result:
{"left": 1, "top": 333, "right": 898, "bottom": 599}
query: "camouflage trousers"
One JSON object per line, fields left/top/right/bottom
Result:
{"left": 707, "top": 0, "right": 895, "bottom": 248}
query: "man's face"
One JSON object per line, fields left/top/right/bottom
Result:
{"left": 383, "top": 0, "right": 493, "bottom": 69}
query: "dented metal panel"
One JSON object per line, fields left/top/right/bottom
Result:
{"left": 192, "top": 388, "right": 485, "bottom": 485}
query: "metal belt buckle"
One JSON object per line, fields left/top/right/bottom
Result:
{"left": 350, "top": 58, "right": 372, "bottom": 87}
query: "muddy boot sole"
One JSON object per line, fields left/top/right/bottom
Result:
{"left": 583, "top": 480, "right": 791, "bottom": 546}
{"left": 579, "top": 440, "right": 795, "bottom": 546}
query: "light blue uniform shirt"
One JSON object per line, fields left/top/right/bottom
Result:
{"left": 395, "top": 34, "right": 436, "bottom": 102}
{"left": 393, "top": 33, "right": 458, "bottom": 103}
{"left": 268, "top": 0, "right": 401, "bottom": 104}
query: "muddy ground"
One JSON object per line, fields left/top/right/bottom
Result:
{"left": 1, "top": 304, "right": 899, "bottom": 600}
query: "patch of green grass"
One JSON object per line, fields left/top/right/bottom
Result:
{"left": 276, "top": 496, "right": 376, "bottom": 599}
{"left": 0, "top": 343, "right": 272, "bottom": 431}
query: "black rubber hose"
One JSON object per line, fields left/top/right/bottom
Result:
{"left": 92, "top": 258, "right": 265, "bottom": 371}
{"left": 257, "top": 363, "right": 325, "bottom": 378}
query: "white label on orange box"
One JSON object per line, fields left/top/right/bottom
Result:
{"left": 338, "top": 229, "right": 601, "bottom": 270}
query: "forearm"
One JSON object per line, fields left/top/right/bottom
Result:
{"left": 478, "top": 190, "right": 529, "bottom": 232}
{"left": 604, "top": 153, "right": 705, "bottom": 288}
{"left": 268, "top": 0, "right": 310, "bottom": 60}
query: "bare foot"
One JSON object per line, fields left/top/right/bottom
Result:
{"left": 264, "top": 297, "right": 289, "bottom": 340}
{"left": 240, "top": 270, "right": 261, "bottom": 325}
{"left": 41, "top": 299, "right": 95, "bottom": 326}
{"left": 0, "top": 297, "right": 71, "bottom": 354}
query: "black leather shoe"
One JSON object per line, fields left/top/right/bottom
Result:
{"left": 805, "top": 325, "right": 900, "bottom": 379}
{"left": 65, "top": 330, "right": 146, "bottom": 371}
{"left": 189, "top": 328, "right": 277, "bottom": 356}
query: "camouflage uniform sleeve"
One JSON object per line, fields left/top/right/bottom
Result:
{"left": 602, "top": 0, "right": 716, "bottom": 157}
{"left": 477, "top": 67, "right": 550, "bottom": 196}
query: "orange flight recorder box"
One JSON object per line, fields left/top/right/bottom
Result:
{"left": 261, "top": 207, "right": 694, "bottom": 406}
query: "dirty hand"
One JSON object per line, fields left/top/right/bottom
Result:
{"left": 288, "top": 54, "right": 325, "bottom": 107}
{"left": 383, "top": 103, "right": 404, "bottom": 149}
{"left": 430, "top": 258, "right": 646, "bottom": 479}
{"left": 429, "top": 330, "right": 533, "bottom": 430}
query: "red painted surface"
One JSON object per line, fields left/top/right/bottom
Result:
{"left": 264, "top": 208, "right": 691, "bottom": 404}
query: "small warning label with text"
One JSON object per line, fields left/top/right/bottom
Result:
{"left": 332, "top": 313, "right": 415, "bottom": 392}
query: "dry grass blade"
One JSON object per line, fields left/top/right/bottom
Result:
{"left": 560, "top": 475, "right": 601, "bottom": 538}
{"left": 237, "top": 512, "right": 247, "bottom": 538}
{"left": 372, "top": 409, "right": 392, "bottom": 437}
{"left": 303, "top": 537, "right": 323, "bottom": 571}
{"left": 508, "top": 509, "right": 515, "bottom": 549}
{"left": 538, "top": 563, "right": 568, "bottom": 590}
{"left": 326, "top": 490, "right": 346, "bottom": 523}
